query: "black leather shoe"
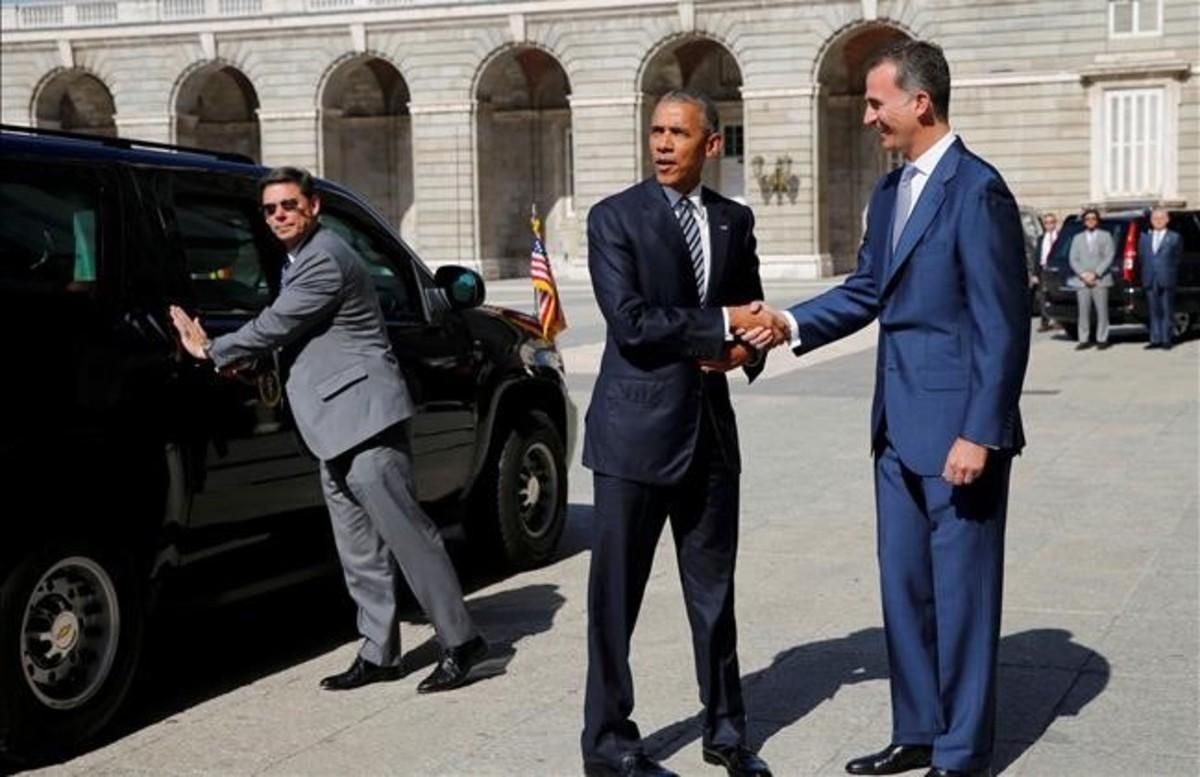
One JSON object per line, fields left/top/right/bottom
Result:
{"left": 1097, "top": 342, "right": 1112, "bottom": 350}
{"left": 319, "top": 656, "right": 404, "bottom": 691}
{"left": 1163, "top": 343, "right": 1174, "bottom": 351}
{"left": 703, "top": 744, "right": 772, "bottom": 776}
{"left": 846, "top": 744, "right": 933, "bottom": 775}
{"left": 417, "top": 635, "right": 488, "bottom": 694}
{"left": 1075, "top": 342, "right": 1093, "bottom": 350}
{"left": 1145, "top": 342, "right": 1161, "bottom": 350}
{"left": 583, "top": 752, "right": 679, "bottom": 777}
{"left": 923, "top": 768, "right": 992, "bottom": 777}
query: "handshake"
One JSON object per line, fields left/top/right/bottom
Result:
{"left": 699, "top": 301, "right": 793, "bottom": 372}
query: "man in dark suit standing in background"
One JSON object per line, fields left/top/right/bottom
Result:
{"left": 1033, "top": 212, "right": 1059, "bottom": 331}
{"left": 170, "top": 167, "right": 487, "bottom": 696}
{"left": 739, "top": 40, "right": 1029, "bottom": 777}
{"left": 580, "top": 91, "right": 777, "bottom": 777}
{"left": 1139, "top": 206, "right": 1183, "bottom": 350}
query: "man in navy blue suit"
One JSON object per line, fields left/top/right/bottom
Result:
{"left": 741, "top": 41, "right": 1029, "bottom": 777}
{"left": 580, "top": 90, "right": 780, "bottom": 777}
{"left": 1139, "top": 206, "right": 1183, "bottom": 350}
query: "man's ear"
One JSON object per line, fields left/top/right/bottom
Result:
{"left": 309, "top": 194, "right": 321, "bottom": 216}
{"left": 705, "top": 130, "right": 724, "bottom": 160}
{"left": 915, "top": 92, "right": 937, "bottom": 126}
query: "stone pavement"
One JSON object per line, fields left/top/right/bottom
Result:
{"left": 21, "top": 279, "right": 1199, "bottom": 777}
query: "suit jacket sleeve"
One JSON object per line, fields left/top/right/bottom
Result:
{"left": 208, "top": 249, "right": 345, "bottom": 369}
{"left": 786, "top": 217, "right": 880, "bottom": 355}
{"left": 1095, "top": 233, "right": 1116, "bottom": 277}
{"left": 957, "top": 177, "right": 1031, "bottom": 448}
{"left": 587, "top": 200, "right": 725, "bottom": 361}
{"left": 1068, "top": 234, "right": 1086, "bottom": 277}
{"left": 740, "top": 209, "right": 767, "bottom": 383}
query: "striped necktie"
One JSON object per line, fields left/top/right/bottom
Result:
{"left": 674, "top": 197, "right": 706, "bottom": 304}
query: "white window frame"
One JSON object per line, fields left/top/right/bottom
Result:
{"left": 1088, "top": 79, "right": 1179, "bottom": 204}
{"left": 1108, "top": 0, "right": 1163, "bottom": 38}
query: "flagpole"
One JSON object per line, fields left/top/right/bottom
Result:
{"left": 530, "top": 202, "right": 539, "bottom": 315}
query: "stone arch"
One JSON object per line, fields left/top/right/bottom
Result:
{"left": 473, "top": 44, "right": 572, "bottom": 278}
{"left": 814, "top": 21, "right": 911, "bottom": 273}
{"left": 172, "top": 60, "right": 261, "bottom": 161}
{"left": 318, "top": 53, "right": 414, "bottom": 237}
{"left": 638, "top": 34, "right": 745, "bottom": 201}
{"left": 31, "top": 68, "right": 117, "bottom": 137}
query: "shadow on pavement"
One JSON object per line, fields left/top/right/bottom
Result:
{"left": 12, "top": 503, "right": 591, "bottom": 772}
{"left": 644, "top": 627, "right": 1109, "bottom": 773}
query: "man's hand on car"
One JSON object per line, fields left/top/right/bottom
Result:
{"left": 169, "top": 305, "right": 212, "bottom": 361}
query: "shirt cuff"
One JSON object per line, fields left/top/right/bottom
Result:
{"left": 783, "top": 310, "right": 802, "bottom": 349}
{"left": 722, "top": 307, "right": 733, "bottom": 342}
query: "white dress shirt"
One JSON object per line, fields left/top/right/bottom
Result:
{"left": 1040, "top": 231, "right": 1057, "bottom": 266}
{"left": 1152, "top": 229, "right": 1165, "bottom": 253}
{"left": 662, "top": 183, "right": 737, "bottom": 341}
{"left": 782, "top": 130, "right": 959, "bottom": 347}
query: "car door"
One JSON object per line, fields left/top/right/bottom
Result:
{"left": 316, "top": 193, "right": 479, "bottom": 505}
{"left": 150, "top": 168, "right": 333, "bottom": 596}
{"left": 0, "top": 157, "right": 164, "bottom": 524}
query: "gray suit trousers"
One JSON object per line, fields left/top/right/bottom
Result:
{"left": 320, "top": 422, "right": 476, "bottom": 666}
{"left": 1075, "top": 285, "right": 1109, "bottom": 344}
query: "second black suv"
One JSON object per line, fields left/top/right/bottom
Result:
{"left": 1041, "top": 208, "right": 1200, "bottom": 339}
{"left": 0, "top": 125, "right": 575, "bottom": 759}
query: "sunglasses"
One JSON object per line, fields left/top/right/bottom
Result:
{"left": 262, "top": 198, "right": 301, "bottom": 217}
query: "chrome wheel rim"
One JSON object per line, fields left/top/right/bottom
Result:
{"left": 20, "top": 556, "right": 121, "bottom": 710}
{"left": 517, "top": 442, "right": 559, "bottom": 540}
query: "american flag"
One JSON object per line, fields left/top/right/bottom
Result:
{"left": 530, "top": 212, "right": 567, "bottom": 342}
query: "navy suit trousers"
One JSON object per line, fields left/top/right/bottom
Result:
{"left": 582, "top": 412, "right": 745, "bottom": 767}
{"left": 874, "top": 438, "right": 1011, "bottom": 772}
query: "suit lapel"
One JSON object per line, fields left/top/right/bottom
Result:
{"left": 639, "top": 179, "right": 699, "bottom": 302}
{"left": 703, "top": 188, "right": 730, "bottom": 301}
{"left": 882, "top": 139, "right": 962, "bottom": 294}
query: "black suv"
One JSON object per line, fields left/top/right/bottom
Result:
{"left": 0, "top": 125, "right": 574, "bottom": 758}
{"left": 1041, "top": 208, "right": 1200, "bottom": 339}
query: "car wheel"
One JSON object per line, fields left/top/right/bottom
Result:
{"left": 1171, "top": 311, "right": 1193, "bottom": 338}
{"left": 486, "top": 411, "right": 567, "bottom": 570}
{"left": 0, "top": 540, "right": 144, "bottom": 759}
{"left": 1062, "top": 323, "right": 1079, "bottom": 341}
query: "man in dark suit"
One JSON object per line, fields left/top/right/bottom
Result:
{"left": 1139, "top": 206, "right": 1183, "bottom": 350}
{"left": 169, "top": 167, "right": 487, "bottom": 695}
{"left": 580, "top": 91, "right": 776, "bottom": 777}
{"left": 740, "top": 41, "right": 1029, "bottom": 777}
{"left": 1033, "top": 213, "right": 1059, "bottom": 331}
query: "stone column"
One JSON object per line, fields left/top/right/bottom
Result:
{"left": 408, "top": 100, "right": 476, "bottom": 271}
{"left": 742, "top": 86, "right": 830, "bottom": 280}
{"left": 564, "top": 93, "right": 642, "bottom": 280}
{"left": 115, "top": 114, "right": 172, "bottom": 143}
{"left": 257, "top": 109, "right": 318, "bottom": 170}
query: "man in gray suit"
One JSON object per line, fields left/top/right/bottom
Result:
{"left": 1067, "top": 208, "right": 1115, "bottom": 350}
{"left": 1139, "top": 206, "right": 1183, "bottom": 350}
{"left": 170, "top": 167, "right": 487, "bottom": 694}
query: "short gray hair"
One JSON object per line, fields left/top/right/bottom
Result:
{"left": 656, "top": 89, "right": 720, "bottom": 135}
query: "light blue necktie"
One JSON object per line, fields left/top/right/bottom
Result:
{"left": 891, "top": 165, "right": 918, "bottom": 252}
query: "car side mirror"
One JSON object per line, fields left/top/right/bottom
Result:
{"left": 434, "top": 265, "right": 485, "bottom": 309}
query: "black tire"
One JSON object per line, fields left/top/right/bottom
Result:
{"left": 1062, "top": 323, "right": 1079, "bottom": 341}
{"left": 475, "top": 411, "right": 567, "bottom": 571}
{"left": 0, "top": 538, "right": 145, "bottom": 760}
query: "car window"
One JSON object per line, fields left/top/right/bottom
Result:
{"left": 165, "top": 173, "right": 279, "bottom": 314}
{"left": 0, "top": 164, "right": 101, "bottom": 292}
{"left": 319, "top": 207, "right": 421, "bottom": 321}
{"left": 1169, "top": 212, "right": 1200, "bottom": 253}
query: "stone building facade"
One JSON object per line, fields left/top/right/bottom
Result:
{"left": 2, "top": 0, "right": 1197, "bottom": 279}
